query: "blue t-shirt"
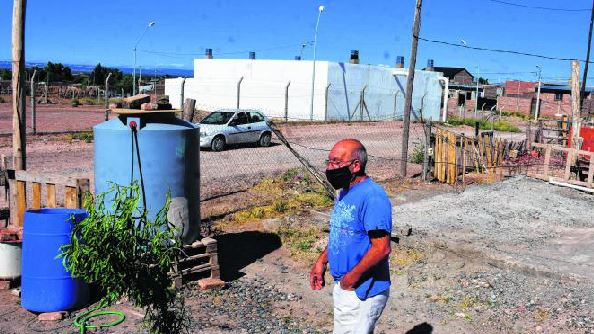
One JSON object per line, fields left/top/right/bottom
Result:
{"left": 328, "top": 177, "right": 392, "bottom": 300}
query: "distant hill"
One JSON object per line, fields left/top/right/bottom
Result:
{"left": 0, "top": 60, "right": 193, "bottom": 77}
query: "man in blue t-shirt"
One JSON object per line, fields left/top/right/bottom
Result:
{"left": 310, "top": 139, "right": 392, "bottom": 333}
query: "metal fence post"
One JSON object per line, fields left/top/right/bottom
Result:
{"left": 104, "top": 72, "right": 112, "bottom": 121}
{"left": 324, "top": 83, "right": 331, "bottom": 121}
{"left": 285, "top": 81, "right": 291, "bottom": 122}
{"left": 30, "top": 69, "right": 37, "bottom": 134}
{"left": 236, "top": 76, "right": 244, "bottom": 109}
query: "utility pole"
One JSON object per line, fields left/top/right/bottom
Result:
{"left": 12, "top": 0, "right": 27, "bottom": 170}
{"left": 474, "top": 65, "right": 480, "bottom": 118}
{"left": 581, "top": 0, "right": 594, "bottom": 107}
{"left": 401, "top": 0, "right": 422, "bottom": 177}
{"left": 534, "top": 66, "right": 542, "bottom": 121}
{"left": 571, "top": 60, "right": 582, "bottom": 154}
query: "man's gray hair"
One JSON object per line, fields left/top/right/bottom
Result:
{"left": 352, "top": 144, "right": 368, "bottom": 173}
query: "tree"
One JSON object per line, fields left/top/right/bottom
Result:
{"left": 0, "top": 68, "right": 11, "bottom": 80}
{"left": 42, "top": 62, "right": 73, "bottom": 82}
{"left": 90, "top": 63, "right": 124, "bottom": 87}
{"left": 478, "top": 77, "right": 489, "bottom": 85}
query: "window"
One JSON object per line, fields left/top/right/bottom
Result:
{"left": 249, "top": 112, "right": 264, "bottom": 123}
{"left": 235, "top": 112, "right": 249, "bottom": 124}
{"left": 466, "top": 92, "right": 472, "bottom": 100}
{"left": 554, "top": 93, "right": 563, "bottom": 102}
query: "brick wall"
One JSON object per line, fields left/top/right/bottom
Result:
{"left": 497, "top": 93, "right": 571, "bottom": 118}
{"left": 505, "top": 80, "right": 536, "bottom": 95}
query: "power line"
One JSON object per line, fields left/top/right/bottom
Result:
{"left": 139, "top": 42, "right": 312, "bottom": 58}
{"left": 417, "top": 36, "right": 593, "bottom": 63}
{"left": 488, "top": 0, "right": 590, "bottom": 12}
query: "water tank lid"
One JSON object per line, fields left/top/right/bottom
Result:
{"left": 112, "top": 108, "right": 181, "bottom": 115}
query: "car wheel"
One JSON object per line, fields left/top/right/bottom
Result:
{"left": 258, "top": 132, "right": 272, "bottom": 147}
{"left": 211, "top": 136, "right": 226, "bottom": 152}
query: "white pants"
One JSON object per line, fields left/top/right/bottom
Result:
{"left": 332, "top": 282, "right": 389, "bottom": 334}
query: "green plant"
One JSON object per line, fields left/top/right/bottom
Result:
{"left": 60, "top": 182, "right": 187, "bottom": 333}
{"left": 445, "top": 116, "right": 520, "bottom": 133}
{"left": 71, "top": 98, "right": 80, "bottom": 107}
{"left": 410, "top": 142, "right": 425, "bottom": 164}
{"left": 70, "top": 131, "right": 93, "bottom": 143}
{"left": 79, "top": 97, "right": 101, "bottom": 105}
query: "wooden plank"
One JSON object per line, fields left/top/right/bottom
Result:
{"left": 588, "top": 152, "right": 594, "bottom": 188}
{"left": 46, "top": 183, "right": 56, "bottom": 208}
{"left": 31, "top": 182, "right": 41, "bottom": 209}
{"left": 434, "top": 128, "right": 440, "bottom": 181}
{"left": 543, "top": 145, "right": 552, "bottom": 176}
{"left": 462, "top": 136, "right": 466, "bottom": 183}
{"left": 564, "top": 151, "right": 574, "bottom": 181}
{"left": 64, "top": 186, "right": 77, "bottom": 209}
{"left": 16, "top": 181, "right": 26, "bottom": 227}
{"left": 12, "top": 170, "right": 78, "bottom": 187}
{"left": 76, "top": 178, "right": 89, "bottom": 208}
{"left": 449, "top": 131, "right": 457, "bottom": 184}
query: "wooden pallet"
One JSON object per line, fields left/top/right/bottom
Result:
{"left": 171, "top": 237, "right": 219, "bottom": 289}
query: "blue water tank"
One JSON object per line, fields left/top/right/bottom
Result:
{"left": 93, "top": 111, "right": 200, "bottom": 244}
{"left": 21, "top": 208, "right": 90, "bottom": 312}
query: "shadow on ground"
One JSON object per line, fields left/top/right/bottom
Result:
{"left": 215, "top": 231, "right": 282, "bottom": 281}
{"left": 406, "top": 322, "right": 433, "bottom": 334}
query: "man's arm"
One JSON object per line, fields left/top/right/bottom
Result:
{"left": 339, "top": 231, "right": 391, "bottom": 290}
{"left": 310, "top": 247, "right": 328, "bottom": 290}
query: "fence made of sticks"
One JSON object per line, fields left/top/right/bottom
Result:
{"left": 431, "top": 126, "right": 528, "bottom": 185}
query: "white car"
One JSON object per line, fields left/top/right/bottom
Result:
{"left": 198, "top": 109, "right": 273, "bottom": 151}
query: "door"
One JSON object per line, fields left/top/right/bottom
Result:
{"left": 227, "top": 112, "right": 250, "bottom": 144}
{"left": 248, "top": 112, "right": 267, "bottom": 142}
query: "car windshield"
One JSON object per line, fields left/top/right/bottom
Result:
{"left": 200, "top": 112, "right": 235, "bottom": 125}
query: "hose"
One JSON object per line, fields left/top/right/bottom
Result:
{"left": 73, "top": 308, "right": 125, "bottom": 334}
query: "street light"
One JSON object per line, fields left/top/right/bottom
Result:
{"left": 309, "top": 5, "right": 325, "bottom": 121}
{"left": 132, "top": 21, "right": 156, "bottom": 96}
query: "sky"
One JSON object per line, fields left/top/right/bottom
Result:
{"left": 1, "top": 0, "right": 593, "bottom": 84}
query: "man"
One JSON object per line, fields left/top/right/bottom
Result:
{"left": 310, "top": 139, "right": 392, "bottom": 334}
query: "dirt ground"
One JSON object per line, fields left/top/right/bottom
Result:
{"left": 1, "top": 176, "right": 593, "bottom": 333}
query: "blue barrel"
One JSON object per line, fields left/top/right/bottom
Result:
{"left": 21, "top": 208, "right": 90, "bottom": 312}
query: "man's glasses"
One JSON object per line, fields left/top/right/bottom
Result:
{"left": 324, "top": 159, "right": 356, "bottom": 167}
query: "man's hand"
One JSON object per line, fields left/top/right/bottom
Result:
{"left": 310, "top": 260, "right": 326, "bottom": 290}
{"left": 339, "top": 271, "right": 360, "bottom": 291}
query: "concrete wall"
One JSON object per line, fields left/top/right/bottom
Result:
{"left": 326, "top": 65, "right": 443, "bottom": 121}
{"left": 165, "top": 58, "right": 444, "bottom": 121}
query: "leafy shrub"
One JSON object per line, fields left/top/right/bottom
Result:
{"left": 60, "top": 182, "right": 187, "bottom": 333}
{"left": 445, "top": 117, "right": 520, "bottom": 133}
{"left": 71, "top": 98, "right": 80, "bottom": 107}
{"left": 410, "top": 142, "right": 425, "bottom": 164}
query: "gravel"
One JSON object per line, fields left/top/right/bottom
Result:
{"left": 185, "top": 276, "right": 328, "bottom": 334}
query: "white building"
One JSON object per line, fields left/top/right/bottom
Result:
{"left": 165, "top": 58, "right": 447, "bottom": 121}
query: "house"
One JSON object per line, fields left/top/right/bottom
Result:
{"left": 423, "top": 66, "right": 495, "bottom": 115}
{"left": 497, "top": 80, "right": 593, "bottom": 118}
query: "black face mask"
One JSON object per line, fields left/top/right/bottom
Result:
{"left": 325, "top": 165, "right": 354, "bottom": 190}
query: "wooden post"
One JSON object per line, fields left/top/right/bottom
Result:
{"left": 284, "top": 81, "right": 291, "bottom": 122}
{"left": 538, "top": 120, "right": 544, "bottom": 144}
{"left": 64, "top": 186, "right": 77, "bottom": 208}
{"left": 562, "top": 115, "right": 569, "bottom": 147}
{"left": 526, "top": 122, "right": 532, "bottom": 150}
{"left": 474, "top": 121, "right": 480, "bottom": 138}
{"left": 448, "top": 131, "right": 457, "bottom": 184}
{"left": 15, "top": 180, "right": 26, "bottom": 227}
{"left": 46, "top": 183, "right": 56, "bottom": 208}
{"left": 564, "top": 150, "right": 575, "bottom": 181}
{"left": 543, "top": 145, "right": 552, "bottom": 177}
{"left": 400, "top": 0, "right": 423, "bottom": 177}
{"left": 12, "top": 0, "right": 27, "bottom": 171}
{"left": 570, "top": 60, "right": 582, "bottom": 156}
{"left": 182, "top": 98, "right": 196, "bottom": 122}
{"left": 434, "top": 128, "right": 440, "bottom": 181}
{"left": 76, "top": 178, "right": 89, "bottom": 208}
{"left": 31, "top": 182, "right": 41, "bottom": 209}
{"left": 422, "top": 121, "right": 431, "bottom": 180}
{"left": 588, "top": 152, "right": 594, "bottom": 188}
{"left": 461, "top": 135, "right": 466, "bottom": 184}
